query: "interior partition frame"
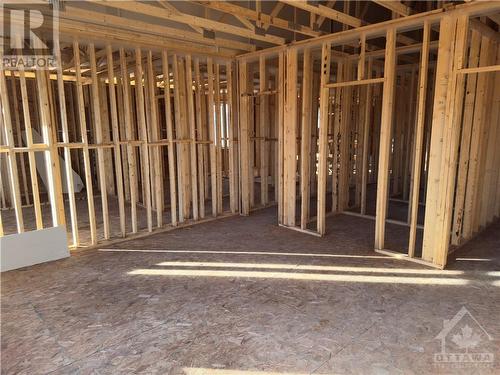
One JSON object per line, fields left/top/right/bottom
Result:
{"left": 236, "top": 1, "right": 500, "bottom": 267}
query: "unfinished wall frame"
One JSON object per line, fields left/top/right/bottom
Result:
{"left": 1, "top": 1, "right": 499, "bottom": 270}
{"left": 236, "top": 1, "right": 500, "bottom": 268}
{"left": 1, "top": 41, "right": 240, "bottom": 249}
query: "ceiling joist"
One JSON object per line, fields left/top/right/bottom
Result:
{"left": 157, "top": 1, "right": 204, "bottom": 35}
{"left": 59, "top": 5, "right": 255, "bottom": 53}
{"left": 91, "top": 0, "right": 286, "bottom": 45}
{"left": 279, "top": 0, "right": 362, "bottom": 28}
{"left": 316, "top": 1, "right": 338, "bottom": 29}
{"left": 264, "top": 2, "right": 285, "bottom": 32}
{"left": 373, "top": 1, "right": 412, "bottom": 17}
{"left": 196, "top": 1, "right": 321, "bottom": 38}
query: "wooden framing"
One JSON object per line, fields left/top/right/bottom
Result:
{"left": 106, "top": 44, "right": 126, "bottom": 237}
{"left": 215, "top": 64, "right": 223, "bottom": 215}
{"left": 199, "top": 1, "right": 320, "bottom": 38}
{"left": 17, "top": 63, "right": 43, "bottom": 230}
{"left": 1, "top": 1, "right": 499, "bottom": 272}
{"left": 194, "top": 58, "right": 205, "bottom": 219}
{"left": 162, "top": 50, "right": 178, "bottom": 226}
{"left": 234, "top": 2, "right": 499, "bottom": 265}
{"left": 374, "top": 28, "right": 396, "bottom": 251}
{"left": 238, "top": 60, "right": 251, "bottom": 216}
{"left": 360, "top": 59, "right": 373, "bottom": 215}
{"left": 146, "top": 51, "right": 164, "bottom": 228}
{"left": 207, "top": 58, "right": 218, "bottom": 217}
{"left": 93, "top": 1, "right": 285, "bottom": 46}
{"left": 283, "top": 48, "right": 298, "bottom": 227}
{"left": 9, "top": 76, "right": 29, "bottom": 207}
{"left": 317, "top": 43, "right": 332, "bottom": 235}
{"left": 54, "top": 37, "right": 79, "bottom": 246}
{"left": 373, "top": 1, "right": 412, "bottom": 17}
{"left": 280, "top": 0, "right": 362, "bottom": 28}
{"left": 324, "top": 77, "right": 385, "bottom": 89}
{"left": 300, "top": 48, "right": 313, "bottom": 230}
{"left": 0, "top": 43, "right": 238, "bottom": 245}
{"left": 74, "top": 41, "right": 97, "bottom": 243}
{"left": 259, "top": 55, "right": 269, "bottom": 207}
{"left": 120, "top": 48, "right": 139, "bottom": 234}
{"left": 237, "top": 1, "right": 500, "bottom": 63}
{"left": 61, "top": 5, "right": 255, "bottom": 54}
{"left": 185, "top": 55, "right": 199, "bottom": 221}
{"left": 174, "top": 55, "right": 190, "bottom": 222}
{"left": 226, "top": 61, "right": 239, "bottom": 214}
{"left": 452, "top": 29, "right": 487, "bottom": 245}
{"left": 462, "top": 36, "right": 494, "bottom": 240}
{"left": 135, "top": 48, "right": 153, "bottom": 232}
{"left": 277, "top": 52, "right": 285, "bottom": 224}
{"left": 38, "top": 72, "right": 66, "bottom": 230}
{"left": 421, "top": 15, "right": 463, "bottom": 266}
{"left": 0, "top": 69, "right": 24, "bottom": 233}
{"left": 408, "top": 21, "right": 430, "bottom": 258}
{"left": 90, "top": 43, "right": 110, "bottom": 239}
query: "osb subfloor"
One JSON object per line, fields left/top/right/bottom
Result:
{"left": 1, "top": 208, "right": 499, "bottom": 375}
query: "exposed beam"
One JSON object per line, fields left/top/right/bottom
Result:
{"left": 488, "top": 13, "right": 500, "bottom": 26}
{"left": 197, "top": 1, "right": 320, "bottom": 37}
{"left": 264, "top": 2, "right": 285, "bottom": 32}
{"left": 318, "top": 0, "right": 413, "bottom": 45}
{"left": 58, "top": 18, "right": 238, "bottom": 58}
{"left": 283, "top": 48, "right": 298, "bottom": 227}
{"left": 374, "top": 27, "right": 396, "bottom": 250}
{"left": 270, "top": 2, "right": 285, "bottom": 17}
{"left": 408, "top": 21, "right": 430, "bottom": 257}
{"left": 61, "top": 6, "right": 255, "bottom": 53}
{"left": 316, "top": 42, "right": 331, "bottom": 235}
{"left": 5, "top": 69, "right": 89, "bottom": 83}
{"left": 238, "top": 1, "right": 500, "bottom": 62}
{"left": 470, "top": 18, "right": 500, "bottom": 43}
{"left": 198, "top": 1, "right": 255, "bottom": 31}
{"left": 316, "top": 1, "right": 337, "bottom": 29}
{"left": 300, "top": 47, "right": 313, "bottom": 230}
{"left": 235, "top": 15, "right": 256, "bottom": 31}
{"left": 279, "top": 0, "right": 362, "bottom": 28}
{"left": 5, "top": 6, "right": 240, "bottom": 58}
{"left": 238, "top": 60, "right": 250, "bottom": 215}
{"left": 373, "top": 0, "right": 412, "bottom": 17}
{"left": 93, "top": 0, "right": 286, "bottom": 45}
{"left": 158, "top": 1, "right": 203, "bottom": 34}
{"left": 256, "top": 0, "right": 262, "bottom": 28}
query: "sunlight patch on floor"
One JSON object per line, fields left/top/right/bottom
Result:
{"left": 156, "top": 261, "right": 464, "bottom": 275}
{"left": 128, "top": 268, "right": 470, "bottom": 285}
{"left": 455, "top": 258, "right": 492, "bottom": 262}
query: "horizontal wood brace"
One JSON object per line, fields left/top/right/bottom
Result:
{"left": 458, "top": 64, "right": 500, "bottom": 74}
{"left": 118, "top": 140, "right": 144, "bottom": 145}
{"left": 324, "top": 77, "right": 385, "bottom": 89}
{"left": 250, "top": 137, "right": 278, "bottom": 141}
{"left": 0, "top": 145, "right": 50, "bottom": 153}
{"left": 241, "top": 90, "right": 279, "bottom": 97}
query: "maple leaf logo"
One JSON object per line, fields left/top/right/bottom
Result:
{"left": 451, "top": 325, "right": 481, "bottom": 353}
